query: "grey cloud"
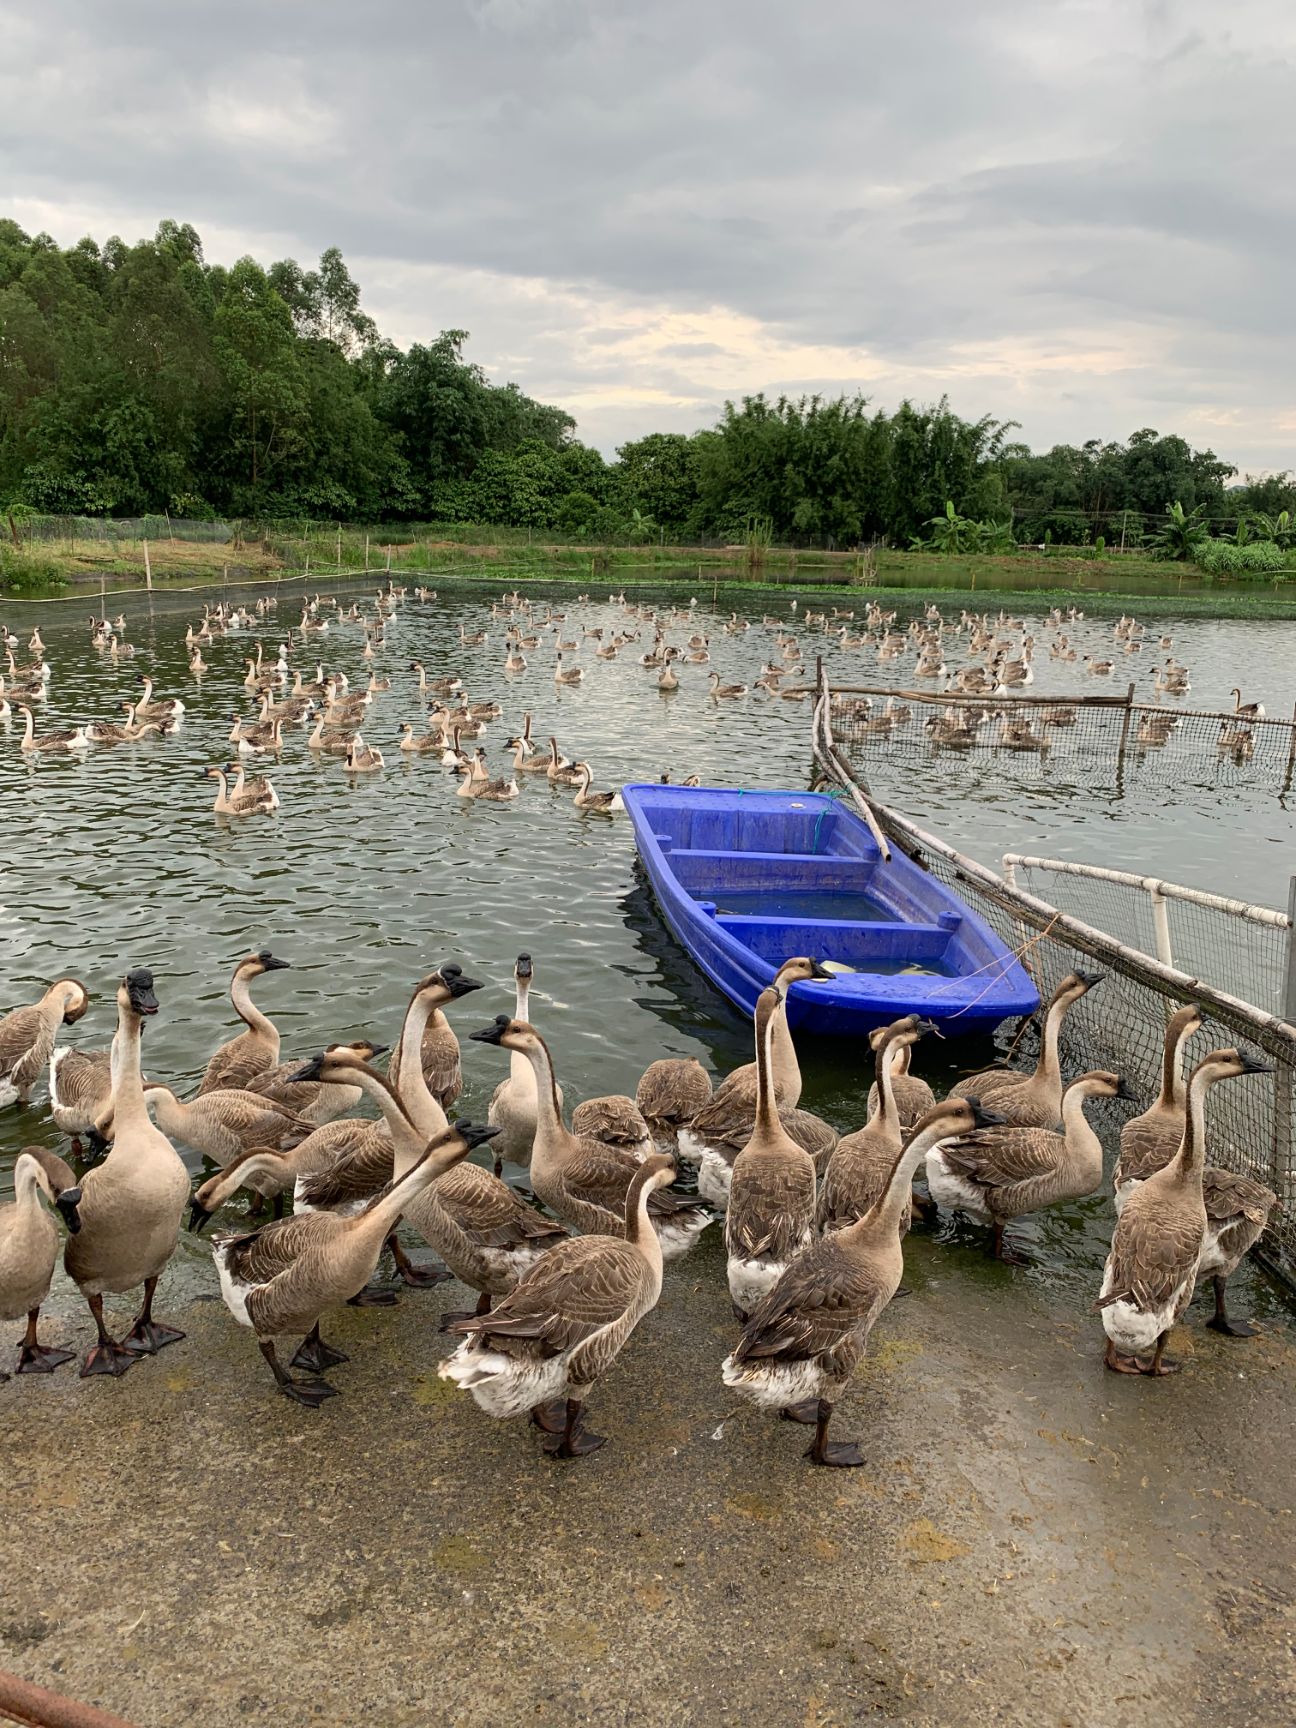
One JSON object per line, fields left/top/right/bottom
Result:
{"left": 2, "top": 0, "right": 1295, "bottom": 465}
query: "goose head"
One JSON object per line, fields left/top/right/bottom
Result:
{"left": 287, "top": 1039, "right": 392, "bottom": 1086}
{"left": 411, "top": 963, "right": 486, "bottom": 1010}
{"left": 241, "top": 950, "right": 291, "bottom": 980}
{"left": 771, "top": 956, "right": 834, "bottom": 992}
{"left": 49, "top": 978, "right": 90, "bottom": 1024}
{"left": 469, "top": 1014, "right": 544, "bottom": 1058}
{"left": 120, "top": 968, "right": 159, "bottom": 1020}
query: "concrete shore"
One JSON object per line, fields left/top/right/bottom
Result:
{"left": 2, "top": 1229, "right": 1293, "bottom": 1727}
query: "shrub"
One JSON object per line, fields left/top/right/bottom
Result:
{"left": 0, "top": 546, "right": 67, "bottom": 594}
{"left": 1196, "top": 539, "right": 1289, "bottom": 578}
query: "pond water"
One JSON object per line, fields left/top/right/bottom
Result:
{"left": 1, "top": 574, "right": 1293, "bottom": 1324}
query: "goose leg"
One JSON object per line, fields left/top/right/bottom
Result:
{"left": 439, "top": 1289, "right": 492, "bottom": 1332}
{"left": 387, "top": 1231, "right": 452, "bottom": 1288}
{"left": 259, "top": 1338, "right": 337, "bottom": 1408}
{"left": 273, "top": 1192, "right": 285, "bottom": 1221}
{"left": 991, "top": 1221, "right": 1030, "bottom": 1266}
{"left": 542, "top": 1397, "right": 607, "bottom": 1458}
{"left": 121, "top": 1276, "right": 185, "bottom": 1354}
{"left": 1142, "top": 1331, "right": 1180, "bottom": 1376}
{"left": 80, "top": 1294, "right": 136, "bottom": 1377}
{"left": 780, "top": 1400, "right": 821, "bottom": 1424}
{"left": 1205, "top": 1273, "right": 1258, "bottom": 1338}
{"left": 1103, "top": 1339, "right": 1148, "bottom": 1375}
{"left": 804, "top": 1399, "right": 864, "bottom": 1467}
{"left": 16, "top": 1308, "right": 74, "bottom": 1374}
{"left": 347, "top": 1283, "right": 400, "bottom": 1307}
{"left": 290, "top": 1322, "right": 349, "bottom": 1373}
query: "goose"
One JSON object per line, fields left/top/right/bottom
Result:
{"left": 950, "top": 970, "right": 1104, "bottom": 1126}
{"left": 657, "top": 663, "right": 679, "bottom": 692}
{"left": 137, "top": 1084, "right": 313, "bottom": 1169}
{"left": 1097, "top": 1048, "right": 1270, "bottom": 1375}
{"left": 460, "top": 626, "right": 488, "bottom": 646}
{"left": 486, "top": 954, "right": 563, "bottom": 1168}
{"left": 505, "top": 735, "right": 554, "bottom": 776}
{"left": 48, "top": 1045, "right": 114, "bottom": 1147}
{"left": 554, "top": 652, "right": 582, "bottom": 685}
{"left": 306, "top": 711, "right": 358, "bottom": 755}
{"left": 226, "top": 761, "right": 279, "bottom": 812}
{"left": 189, "top": 648, "right": 207, "bottom": 675}
{"left": 545, "top": 737, "right": 583, "bottom": 786}
{"left": 1231, "top": 688, "right": 1265, "bottom": 721}
{"left": 723, "top": 1097, "right": 1006, "bottom": 1465}
{"left": 199, "top": 1121, "right": 494, "bottom": 1406}
{"left": 245, "top": 1037, "right": 389, "bottom": 1126}
{"left": 634, "top": 1056, "right": 712, "bottom": 1157}
{"left": 928, "top": 1070, "right": 1134, "bottom": 1259}
{"left": 64, "top": 970, "right": 190, "bottom": 1375}
{"left": 469, "top": 1016, "right": 711, "bottom": 1261}
{"left": 17, "top": 706, "right": 89, "bottom": 753}
{"left": 134, "top": 676, "right": 184, "bottom": 723}
{"left": 571, "top": 763, "right": 624, "bottom": 813}
{"left": 708, "top": 672, "right": 747, "bottom": 699}
{"left": 84, "top": 705, "right": 165, "bottom": 745}
{"left": 1113, "top": 1005, "right": 1202, "bottom": 1206}
{"left": 1217, "top": 722, "right": 1255, "bottom": 762}
{"left": 819, "top": 1017, "right": 935, "bottom": 1234}
{"left": 0, "top": 1147, "right": 82, "bottom": 1376}
{"left": 455, "top": 760, "right": 518, "bottom": 800}
{"left": 864, "top": 1021, "right": 935, "bottom": 1129}
{"left": 388, "top": 960, "right": 480, "bottom": 1111}
{"left": 440, "top": 1152, "right": 677, "bottom": 1458}
{"left": 0, "top": 978, "right": 90, "bottom": 1107}
{"left": 199, "top": 952, "right": 291, "bottom": 1094}
{"left": 206, "top": 765, "right": 277, "bottom": 816}
{"left": 289, "top": 1038, "right": 566, "bottom": 1315}
{"left": 1084, "top": 657, "right": 1114, "bottom": 677}
{"left": 570, "top": 1096, "right": 654, "bottom": 1162}
{"left": 725, "top": 985, "right": 819, "bottom": 1319}
{"left": 504, "top": 640, "right": 528, "bottom": 673}
{"left": 344, "top": 736, "right": 385, "bottom": 773}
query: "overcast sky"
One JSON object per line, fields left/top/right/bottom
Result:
{"left": 3, "top": 1, "right": 1292, "bottom": 470}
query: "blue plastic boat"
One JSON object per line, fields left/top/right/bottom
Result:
{"left": 621, "top": 784, "right": 1039, "bottom": 1036}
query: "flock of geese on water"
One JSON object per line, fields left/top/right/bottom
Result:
{"left": 813, "top": 600, "right": 1267, "bottom": 761}
{"left": 0, "top": 940, "right": 1278, "bottom": 1465}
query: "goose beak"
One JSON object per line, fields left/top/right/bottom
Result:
{"left": 456, "top": 1120, "right": 503, "bottom": 1152}
{"left": 1239, "top": 1050, "right": 1273, "bottom": 1075}
{"left": 1073, "top": 968, "right": 1105, "bottom": 989}
{"left": 914, "top": 1018, "right": 939, "bottom": 1035}
{"left": 188, "top": 1200, "right": 213, "bottom": 1234}
{"left": 469, "top": 1016, "right": 511, "bottom": 1046}
{"left": 515, "top": 952, "right": 533, "bottom": 981}
{"left": 365, "top": 1042, "right": 390, "bottom": 1059}
{"left": 1114, "top": 1077, "right": 1139, "bottom": 1101}
{"left": 807, "top": 958, "right": 834, "bottom": 982}
{"left": 444, "top": 973, "right": 485, "bottom": 999}
{"left": 126, "top": 971, "right": 158, "bottom": 1016}
{"left": 56, "top": 1187, "right": 82, "bottom": 1234}
{"left": 261, "top": 956, "right": 291, "bottom": 972}
{"left": 965, "top": 1097, "right": 1009, "bottom": 1130}
{"left": 289, "top": 1055, "right": 326, "bottom": 1083}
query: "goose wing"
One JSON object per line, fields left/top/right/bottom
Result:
{"left": 218, "top": 1210, "right": 342, "bottom": 1286}
{"left": 198, "top": 1088, "right": 314, "bottom": 1147}
{"left": 388, "top": 1022, "right": 462, "bottom": 1108}
{"left": 434, "top": 1163, "right": 567, "bottom": 1248}
{"left": 200, "top": 1036, "right": 273, "bottom": 1095}
{"left": 1099, "top": 1203, "right": 1204, "bottom": 1313}
{"left": 450, "top": 1236, "right": 642, "bottom": 1353}
{"left": 728, "top": 1152, "right": 816, "bottom": 1260}
{"left": 731, "top": 1236, "right": 889, "bottom": 1368}
{"left": 0, "top": 1005, "right": 49, "bottom": 1088}
{"left": 1202, "top": 1167, "right": 1277, "bottom": 1228}
{"left": 938, "top": 1126, "right": 1066, "bottom": 1187}
{"left": 295, "top": 1127, "right": 392, "bottom": 1207}
{"left": 636, "top": 1058, "right": 712, "bottom": 1128}
{"left": 571, "top": 1095, "right": 650, "bottom": 1150}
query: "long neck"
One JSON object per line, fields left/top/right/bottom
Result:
{"left": 1170, "top": 1069, "right": 1212, "bottom": 1182}
{"left": 752, "top": 997, "right": 780, "bottom": 1138}
{"left": 624, "top": 1168, "right": 665, "bottom": 1285}
{"left": 346, "top": 1065, "right": 425, "bottom": 1170}
{"left": 522, "top": 1036, "right": 570, "bottom": 1149}
{"left": 393, "top": 995, "right": 449, "bottom": 1137}
{"left": 768, "top": 990, "right": 800, "bottom": 1092}
{"left": 231, "top": 971, "right": 276, "bottom": 1045}
{"left": 869, "top": 1035, "right": 903, "bottom": 1136}
{"left": 1060, "top": 1084, "right": 1103, "bottom": 1170}
{"left": 510, "top": 980, "right": 535, "bottom": 1093}
{"left": 112, "top": 1006, "right": 149, "bottom": 1131}
{"left": 21, "top": 708, "right": 33, "bottom": 746}
{"left": 860, "top": 1117, "right": 963, "bottom": 1237}
{"left": 143, "top": 1084, "right": 186, "bottom": 1133}
{"left": 13, "top": 1157, "right": 44, "bottom": 1213}
{"left": 201, "top": 1149, "right": 290, "bottom": 1208}
{"left": 1036, "top": 989, "right": 1071, "bottom": 1085}
{"left": 1161, "top": 1021, "right": 1190, "bottom": 1110}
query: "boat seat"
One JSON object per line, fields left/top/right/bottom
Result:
{"left": 712, "top": 912, "right": 959, "bottom": 966}
{"left": 664, "top": 847, "right": 881, "bottom": 892}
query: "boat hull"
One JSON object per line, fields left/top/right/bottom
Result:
{"left": 621, "top": 784, "right": 1039, "bottom": 1036}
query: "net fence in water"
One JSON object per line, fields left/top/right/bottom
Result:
{"left": 828, "top": 685, "right": 1296, "bottom": 794}
{"left": 812, "top": 679, "right": 1296, "bottom": 1285}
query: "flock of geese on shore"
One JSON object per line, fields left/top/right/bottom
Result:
{"left": 0, "top": 939, "right": 1278, "bottom": 1464}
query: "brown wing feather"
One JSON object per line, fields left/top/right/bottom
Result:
{"left": 433, "top": 1163, "right": 567, "bottom": 1247}
{"left": 295, "top": 1127, "right": 393, "bottom": 1207}
{"left": 451, "top": 1236, "right": 642, "bottom": 1354}
{"left": 200, "top": 1035, "right": 274, "bottom": 1095}
{"left": 389, "top": 1021, "right": 462, "bottom": 1109}
{"left": 939, "top": 1126, "right": 1066, "bottom": 1188}
{"left": 220, "top": 1211, "right": 346, "bottom": 1285}
{"left": 1103, "top": 1196, "right": 1205, "bottom": 1312}
{"left": 727, "top": 1153, "right": 816, "bottom": 1260}
{"left": 0, "top": 1005, "right": 49, "bottom": 1089}
{"left": 1201, "top": 1167, "right": 1277, "bottom": 1227}
{"left": 732, "top": 1236, "right": 891, "bottom": 1368}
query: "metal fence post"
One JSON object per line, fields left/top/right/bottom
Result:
{"left": 1274, "top": 874, "right": 1296, "bottom": 1205}
{"left": 1149, "top": 883, "right": 1174, "bottom": 970}
{"left": 1115, "top": 682, "right": 1135, "bottom": 781}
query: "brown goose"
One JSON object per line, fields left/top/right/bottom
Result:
{"left": 48, "top": 1045, "right": 114, "bottom": 1146}
{"left": 199, "top": 953, "right": 291, "bottom": 1094}
{"left": 723, "top": 1097, "right": 1005, "bottom": 1466}
{"left": 818, "top": 1017, "right": 934, "bottom": 1235}
{"left": 1097, "top": 1048, "right": 1270, "bottom": 1375}
{"left": 635, "top": 1056, "right": 713, "bottom": 1156}
{"left": 387, "top": 961, "right": 476, "bottom": 1109}
{"left": 486, "top": 954, "right": 563, "bottom": 1170}
{"left": 570, "top": 1096, "right": 653, "bottom": 1161}
{"left": 0, "top": 979, "right": 89, "bottom": 1107}
{"left": 64, "top": 971, "right": 190, "bottom": 1376}
{"left": 200, "top": 1122, "right": 492, "bottom": 1406}
{"left": 440, "top": 1153, "right": 677, "bottom": 1458}
{"left": 0, "top": 1148, "right": 82, "bottom": 1375}
{"left": 864, "top": 1023, "right": 935, "bottom": 1130}
{"left": 248, "top": 1037, "right": 389, "bottom": 1125}
{"left": 725, "top": 986, "right": 818, "bottom": 1320}
{"left": 138, "top": 1084, "right": 314, "bottom": 1168}
{"left": 469, "top": 1016, "right": 712, "bottom": 1261}
{"left": 928, "top": 1070, "right": 1134, "bottom": 1260}
{"left": 949, "top": 970, "right": 1104, "bottom": 1126}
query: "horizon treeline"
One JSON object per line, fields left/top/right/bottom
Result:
{"left": 2, "top": 220, "right": 1292, "bottom": 546}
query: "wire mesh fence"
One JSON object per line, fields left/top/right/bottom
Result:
{"left": 829, "top": 684, "right": 1296, "bottom": 793}
{"left": 813, "top": 673, "right": 1296, "bottom": 1285}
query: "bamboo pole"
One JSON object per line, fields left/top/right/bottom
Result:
{"left": 142, "top": 540, "right": 151, "bottom": 591}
